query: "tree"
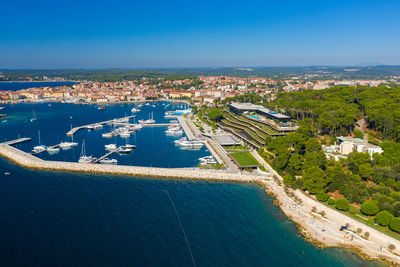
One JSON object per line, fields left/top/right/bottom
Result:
{"left": 316, "top": 192, "right": 330, "bottom": 202}
{"left": 389, "top": 217, "right": 400, "bottom": 233}
{"left": 302, "top": 166, "right": 330, "bottom": 194}
{"left": 335, "top": 198, "right": 349, "bottom": 211}
{"left": 361, "top": 200, "right": 379, "bottom": 216}
{"left": 207, "top": 108, "right": 223, "bottom": 122}
{"left": 328, "top": 198, "right": 336, "bottom": 205}
{"left": 359, "top": 163, "right": 374, "bottom": 180}
{"left": 375, "top": 211, "right": 394, "bottom": 226}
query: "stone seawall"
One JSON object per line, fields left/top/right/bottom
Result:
{"left": 0, "top": 144, "right": 261, "bottom": 183}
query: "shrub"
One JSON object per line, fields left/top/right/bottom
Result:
{"left": 312, "top": 206, "right": 317, "bottom": 212}
{"left": 357, "top": 228, "right": 362, "bottom": 234}
{"left": 389, "top": 217, "right": 400, "bottom": 233}
{"left": 388, "top": 244, "right": 396, "bottom": 251}
{"left": 328, "top": 198, "right": 336, "bottom": 206}
{"left": 361, "top": 200, "right": 379, "bottom": 216}
{"left": 375, "top": 211, "right": 394, "bottom": 226}
{"left": 364, "top": 232, "right": 370, "bottom": 239}
{"left": 316, "top": 192, "right": 330, "bottom": 202}
{"left": 335, "top": 198, "right": 350, "bottom": 211}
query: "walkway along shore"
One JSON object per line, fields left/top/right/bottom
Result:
{"left": 2, "top": 141, "right": 400, "bottom": 265}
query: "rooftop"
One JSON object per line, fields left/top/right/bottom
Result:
{"left": 229, "top": 102, "right": 290, "bottom": 119}
{"left": 214, "top": 135, "right": 241, "bottom": 146}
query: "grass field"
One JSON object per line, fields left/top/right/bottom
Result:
{"left": 230, "top": 152, "right": 260, "bottom": 166}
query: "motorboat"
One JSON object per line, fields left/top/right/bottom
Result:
{"left": 33, "top": 145, "right": 47, "bottom": 153}
{"left": 47, "top": 147, "right": 60, "bottom": 154}
{"left": 99, "top": 158, "right": 118, "bottom": 164}
{"left": 124, "top": 144, "right": 136, "bottom": 149}
{"left": 165, "top": 126, "right": 183, "bottom": 135}
{"left": 59, "top": 141, "right": 78, "bottom": 149}
{"left": 131, "top": 108, "right": 140, "bottom": 112}
{"left": 102, "top": 132, "right": 114, "bottom": 138}
{"left": 199, "top": 156, "right": 217, "bottom": 165}
{"left": 87, "top": 125, "right": 94, "bottom": 130}
{"left": 139, "top": 112, "right": 155, "bottom": 124}
{"left": 98, "top": 105, "right": 106, "bottom": 110}
{"left": 119, "top": 131, "right": 131, "bottom": 138}
{"left": 93, "top": 124, "right": 103, "bottom": 130}
{"left": 118, "top": 146, "right": 133, "bottom": 154}
{"left": 105, "top": 144, "right": 117, "bottom": 150}
{"left": 175, "top": 138, "right": 204, "bottom": 148}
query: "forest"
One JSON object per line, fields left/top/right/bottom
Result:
{"left": 258, "top": 85, "right": 400, "bottom": 235}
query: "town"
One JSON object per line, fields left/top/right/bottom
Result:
{"left": 0, "top": 75, "right": 398, "bottom": 104}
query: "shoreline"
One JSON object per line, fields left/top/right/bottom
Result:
{"left": 1, "top": 142, "right": 400, "bottom": 265}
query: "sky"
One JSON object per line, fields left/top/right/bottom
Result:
{"left": 1, "top": 0, "right": 400, "bottom": 68}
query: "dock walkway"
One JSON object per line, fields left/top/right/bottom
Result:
{"left": 67, "top": 116, "right": 136, "bottom": 136}
{"left": 0, "top": 139, "right": 264, "bottom": 183}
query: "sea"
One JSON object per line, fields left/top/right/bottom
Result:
{"left": 0, "top": 101, "right": 385, "bottom": 266}
{"left": 0, "top": 81, "right": 79, "bottom": 91}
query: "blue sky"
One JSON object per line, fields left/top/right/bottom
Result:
{"left": 1, "top": 0, "right": 399, "bottom": 68}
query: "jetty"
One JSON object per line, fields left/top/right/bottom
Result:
{"left": 0, "top": 139, "right": 262, "bottom": 183}
{"left": 67, "top": 116, "right": 136, "bottom": 136}
{"left": 177, "top": 117, "right": 195, "bottom": 140}
{"left": 2, "top": 137, "right": 32, "bottom": 146}
{"left": 93, "top": 147, "right": 121, "bottom": 163}
{"left": 113, "top": 122, "right": 177, "bottom": 127}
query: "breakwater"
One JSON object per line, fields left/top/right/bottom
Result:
{"left": 0, "top": 142, "right": 262, "bottom": 183}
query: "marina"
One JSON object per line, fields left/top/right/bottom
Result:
{"left": 66, "top": 115, "right": 136, "bottom": 136}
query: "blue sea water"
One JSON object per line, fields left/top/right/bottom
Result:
{"left": 0, "top": 81, "right": 79, "bottom": 91}
{"left": 0, "top": 102, "right": 385, "bottom": 266}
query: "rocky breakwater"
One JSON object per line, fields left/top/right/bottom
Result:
{"left": 0, "top": 143, "right": 262, "bottom": 183}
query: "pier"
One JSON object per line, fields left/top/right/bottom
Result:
{"left": 177, "top": 117, "right": 195, "bottom": 140}
{"left": 2, "top": 137, "right": 32, "bottom": 146}
{"left": 113, "top": 122, "right": 178, "bottom": 127}
{"left": 93, "top": 147, "right": 121, "bottom": 163}
{"left": 0, "top": 139, "right": 262, "bottom": 183}
{"left": 67, "top": 116, "right": 136, "bottom": 136}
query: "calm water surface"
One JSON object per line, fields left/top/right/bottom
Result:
{"left": 0, "top": 81, "right": 79, "bottom": 91}
{"left": 0, "top": 102, "right": 385, "bottom": 266}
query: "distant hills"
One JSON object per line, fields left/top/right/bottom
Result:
{"left": 1, "top": 65, "right": 400, "bottom": 81}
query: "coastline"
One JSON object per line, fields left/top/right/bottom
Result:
{"left": 1, "top": 141, "right": 400, "bottom": 265}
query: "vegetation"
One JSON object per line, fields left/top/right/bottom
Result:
{"left": 335, "top": 198, "right": 350, "bottom": 211}
{"left": 361, "top": 200, "right": 379, "bottom": 216}
{"left": 375, "top": 211, "right": 394, "bottom": 226}
{"left": 316, "top": 192, "right": 330, "bottom": 202}
{"left": 230, "top": 152, "right": 260, "bottom": 166}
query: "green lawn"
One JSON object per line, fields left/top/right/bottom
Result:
{"left": 230, "top": 152, "right": 261, "bottom": 166}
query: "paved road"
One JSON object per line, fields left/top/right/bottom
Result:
{"left": 355, "top": 118, "right": 368, "bottom": 141}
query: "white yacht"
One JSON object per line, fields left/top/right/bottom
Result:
{"left": 165, "top": 126, "right": 183, "bottom": 135}
{"left": 199, "top": 156, "right": 217, "bottom": 165}
{"left": 131, "top": 108, "right": 140, "bottom": 113}
{"left": 105, "top": 144, "right": 117, "bottom": 150}
{"left": 32, "top": 130, "right": 46, "bottom": 153}
{"left": 139, "top": 112, "right": 155, "bottom": 124}
{"left": 175, "top": 138, "right": 204, "bottom": 148}
{"left": 119, "top": 131, "right": 131, "bottom": 138}
{"left": 93, "top": 124, "right": 103, "bottom": 130}
{"left": 78, "top": 140, "right": 96, "bottom": 163}
{"left": 118, "top": 146, "right": 133, "bottom": 154}
{"left": 102, "top": 132, "right": 114, "bottom": 138}
{"left": 30, "top": 109, "right": 37, "bottom": 122}
{"left": 59, "top": 141, "right": 78, "bottom": 149}
{"left": 99, "top": 158, "right": 118, "bottom": 164}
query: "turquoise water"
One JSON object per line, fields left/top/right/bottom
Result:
{"left": 249, "top": 114, "right": 262, "bottom": 120}
{"left": 0, "top": 81, "right": 79, "bottom": 91}
{"left": 0, "top": 102, "right": 385, "bottom": 266}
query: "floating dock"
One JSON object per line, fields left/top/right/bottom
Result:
{"left": 67, "top": 116, "right": 136, "bottom": 136}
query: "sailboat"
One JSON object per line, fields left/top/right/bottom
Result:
{"left": 138, "top": 112, "right": 155, "bottom": 124}
{"left": 30, "top": 109, "right": 37, "bottom": 122}
{"left": 32, "top": 130, "right": 46, "bottom": 153}
{"left": 78, "top": 140, "right": 96, "bottom": 163}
